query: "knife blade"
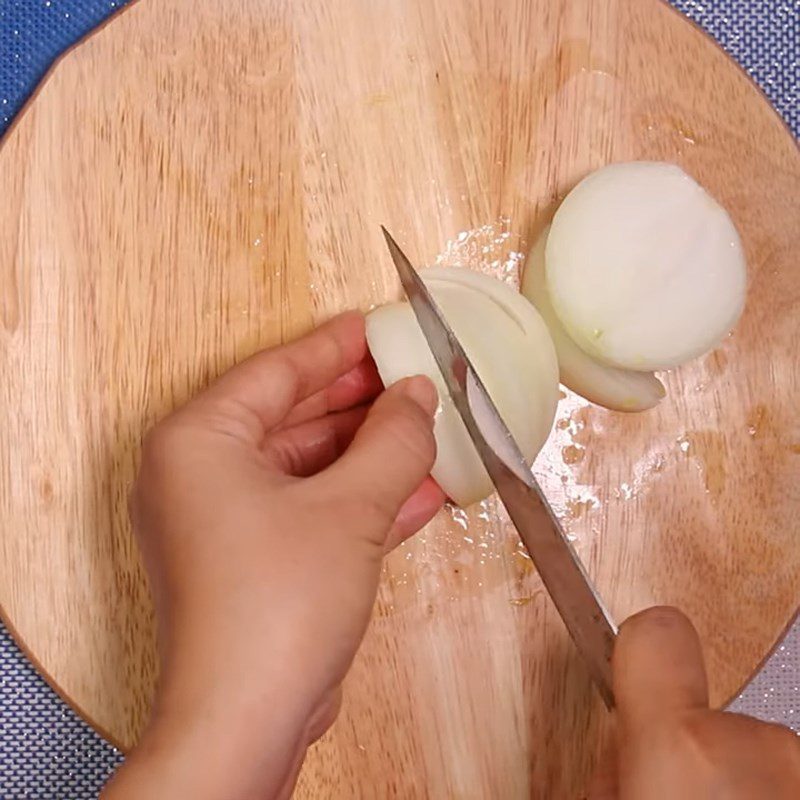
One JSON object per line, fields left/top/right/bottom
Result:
{"left": 381, "top": 226, "right": 618, "bottom": 708}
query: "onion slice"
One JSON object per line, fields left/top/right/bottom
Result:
{"left": 522, "top": 225, "right": 666, "bottom": 411}
{"left": 545, "top": 162, "right": 747, "bottom": 371}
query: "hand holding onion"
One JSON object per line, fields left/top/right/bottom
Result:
{"left": 366, "top": 268, "right": 559, "bottom": 507}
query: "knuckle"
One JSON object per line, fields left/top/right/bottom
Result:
{"left": 141, "top": 418, "right": 186, "bottom": 461}
{"left": 140, "top": 420, "right": 172, "bottom": 458}
{"left": 138, "top": 418, "right": 194, "bottom": 485}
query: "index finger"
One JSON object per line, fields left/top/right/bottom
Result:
{"left": 276, "top": 354, "right": 383, "bottom": 430}
{"left": 614, "top": 606, "right": 709, "bottom": 732}
{"left": 189, "top": 311, "right": 367, "bottom": 440}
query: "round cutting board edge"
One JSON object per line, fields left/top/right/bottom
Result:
{"left": 1, "top": 0, "right": 799, "bottom": 795}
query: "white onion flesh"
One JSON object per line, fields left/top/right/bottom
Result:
{"left": 366, "top": 268, "right": 559, "bottom": 507}
{"left": 546, "top": 162, "right": 747, "bottom": 371}
{"left": 522, "top": 225, "right": 666, "bottom": 411}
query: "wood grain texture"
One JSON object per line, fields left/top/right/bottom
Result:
{"left": 1, "top": 0, "right": 798, "bottom": 796}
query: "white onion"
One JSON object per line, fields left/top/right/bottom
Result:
{"left": 546, "top": 162, "right": 747, "bottom": 371}
{"left": 522, "top": 225, "right": 666, "bottom": 411}
{"left": 366, "top": 268, "right": 559, "bottom": 507}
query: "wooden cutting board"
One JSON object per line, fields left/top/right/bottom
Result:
{"left": 1, "top": 0, "right": 799, "bottom": 795}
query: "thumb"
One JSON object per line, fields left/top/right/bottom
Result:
{"left": 614, "top": 606, "right": 709, "bottom": 733}
{"left": 323, "top": 376, "right": 439, "bottom": 527}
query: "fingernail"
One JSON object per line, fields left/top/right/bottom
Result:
{"left": 403, "top": 376, "right": 439, "bottom": 415}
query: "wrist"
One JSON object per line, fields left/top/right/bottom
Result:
{"left": 103, "top": 684, "right": 311, "bottom": 800}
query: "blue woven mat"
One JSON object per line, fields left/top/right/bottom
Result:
{"left": 1, "top": 1, "right": 798, "bottom": 797}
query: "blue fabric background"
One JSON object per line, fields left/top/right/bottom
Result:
{"left": 1, "top": 0, "right": 798, "bottom": 796}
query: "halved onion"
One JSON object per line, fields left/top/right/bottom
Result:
{"left": 522, "top": 225, "right": 666, "bottom": 411}
{"left": 366, "top": 268, "right": 559, "bottom": 507}
{"left": 546, "top": 162, "right": 747, "bottom": 371}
